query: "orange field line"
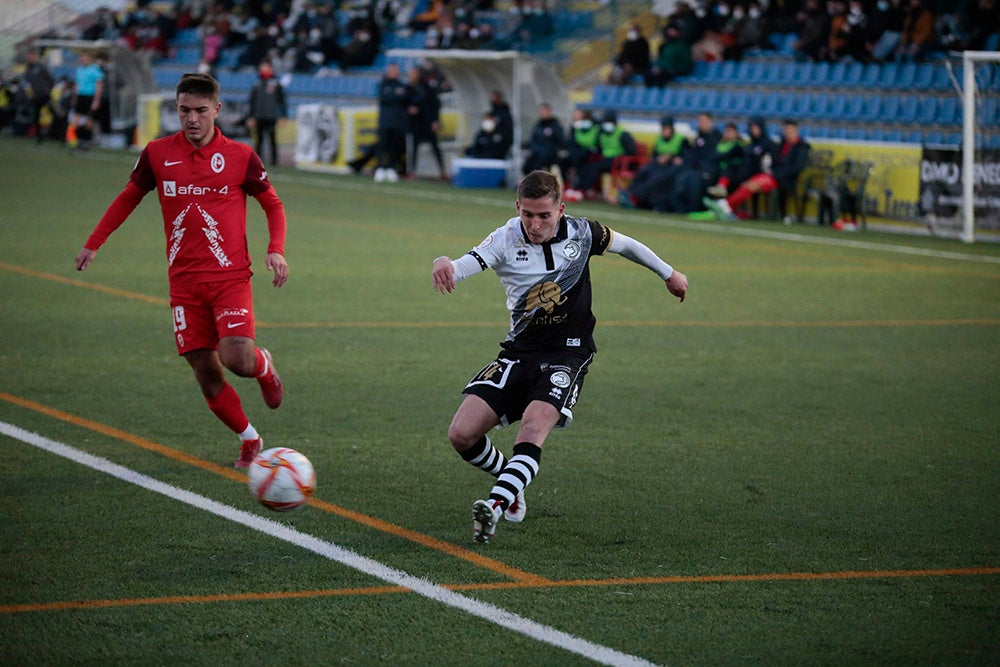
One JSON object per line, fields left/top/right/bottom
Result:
{"left": 0, "top": 391, "right": 550, "bottom": 586}
{"left": 2, "top": 567, "right": 997, "bottom": 615}
{"left": 0, "top": 262, "right": 168, "bottom": 306}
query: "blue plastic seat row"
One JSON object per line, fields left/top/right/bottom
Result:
{"left": 592, "top": 84, "right": 965, "bottom": 126}
{"left": 689, "top": 59, "right": 963, "bottom": 92}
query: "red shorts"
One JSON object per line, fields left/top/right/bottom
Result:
{"left": 169, "top": 277, "right": 256, "bottom": 355}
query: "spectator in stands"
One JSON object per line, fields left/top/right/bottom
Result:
{"left": 841, "top": 0, "right": 871, "bottom": 62}
{"left": 665, "top": 111, "right": 722, "bottom": 213}
{"left": 701, "top": 119, "right": 811, "bottom": 221}
{"left": 405, "top": 65, "right": 448, "bottom": 181}
{"left": 793, "top": 0, "right": 831, "bottom": 62}
{"left": 339, "top": 10, "right": 381, "bottom": 71}
{"left": 247, "top": 62, "right": 287, "bottom": 166}
{"left": 488, "top": 90, "right": 514, "bottom": 159}
{"left": 867, "top": 0, "right": 905, "bottom": 61}
{"left": 732, "top": 116, "right": 778, "bottom": 194}
{"left": 374, "top": 62, "right": 414, "bottom": 182}
{"left": 707, "top": 123, "right": 745, "bottom": 199}
{"left": 618, "top": 115, "right": 689, "bottom": 210}
{"left": 609, "top": 23, "right": 651, "bottom": 85}
{"left": 554, "top": 108, "right": 600, "bottom": 186}
{"left": 563, "top": 109, "right": 638, "bottom": 202}
{"left": 21, "top": 50, "right": 53, "bottom": 144}
{"left": 646, "top": 23, "right": 693, "bottom": 87}
{"left": 821, "top": 1, "right": 851, "bottom": 61}
{"left": 71, "top": 50, "right": 104, "bottom": 148}
{"left": 465, "top": 111, "right": 510, "bottom": 159}
{"left": 725, "top": 2, "right": 774, "bottom": 60}
{"left": 894, "top": 0, "right": 936, "bottom": 62}
{"left": 964, "top": 0, "right": 1000, "bottom": 50}
{"left": 522, "top": 102, "right": 566, "bottom": 175}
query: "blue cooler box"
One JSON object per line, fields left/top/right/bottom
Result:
{"left": 452, "top": 158, "right": 510, "bottom": 188}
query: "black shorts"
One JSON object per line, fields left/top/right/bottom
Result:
{"left": 462, "top": 348, "right": 594, "bottom": 429}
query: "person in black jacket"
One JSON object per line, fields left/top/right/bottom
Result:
{"left": 465, "top": 111, "right": 509, "bottom": 159}
{"left": 405, "top": 65, "right": 448, "bottom": 181}
{"left": 521, "top": 102, "right": 565, "bottom": 175}
{"left": 703, "top": 119, "right": 811, "bottom": 221}
{"left": 373, "top": 62, "right": 414, "bottom": 182}
{"left": 246, "top": 62, "right": 287, "bottom": 166}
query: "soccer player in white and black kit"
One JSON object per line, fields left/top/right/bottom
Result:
{"left": 432, "top": 170, "right": 688, "bottom": 543}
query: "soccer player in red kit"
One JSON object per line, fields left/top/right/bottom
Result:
{"left": 74, "top": 72, "right": 288, "bottom": 468}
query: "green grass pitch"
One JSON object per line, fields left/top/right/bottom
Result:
{"left": 1, "top": 136, "right": 998, "bottom": 665}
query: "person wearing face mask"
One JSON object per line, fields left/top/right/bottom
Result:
{"left": 246, "top": 62, "right": 287, "bottom": 166}
{"left": 609, "top": 22, "right": 651, "bottom": 85}
{"left": 894, "top": 0, "right": 936, "bottom": 62}
{"left": 793, "top": 0, "right": 831, "bottom": 62}
{"left": 554, "top": 108, "right": 601, "bottom": 186}
{"left": 522, "top": 102, "right": 566, "bottom": 176}
{"left": 842, "top": 0, "right": 870, "bottom": 61}
{"left": 866, "top": 0, "right": 904, "bottom": 62}
{"left": 564, "top": 109, "right": 638, "bottom": 202}
{"left": 465, "top": 111, "right": 510, "bottom": 160}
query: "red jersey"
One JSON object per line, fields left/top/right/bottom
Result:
{"left": 86, "top": 128, "right": 286, "bottom": 285}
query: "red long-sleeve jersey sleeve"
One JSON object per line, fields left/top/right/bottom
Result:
{"left": 84, "top": 181, "right": 149, "bottom": 251}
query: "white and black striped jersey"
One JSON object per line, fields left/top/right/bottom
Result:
{"left": 463, "top": 214, "right": 614, "bottom": 353}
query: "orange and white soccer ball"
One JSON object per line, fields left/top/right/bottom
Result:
{"left": 247, "top": 447, "right": 316, "bottom": 512}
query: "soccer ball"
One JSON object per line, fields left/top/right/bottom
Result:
{"left": 247, "top": 447, "right": 316, "bottom": 512}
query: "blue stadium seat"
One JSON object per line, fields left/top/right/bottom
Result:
{"left": 878, "top": 94, "right": 900, "bottom": 123}
{"left": 700, "top": 60, "right": 724, "bottom": 83}
{"left": 916, "top": 96, "right": 938, "bottom": 124}
{"left": 897, "top": 95, "right": 920, "bottom": 123}
{"left": 859, "top": 63, "right": 882, "bottom": 88}
{"left": 791, "top": 61, "right": 815, "bottom": 86}
{"left": 862, "top": 95, "right": 882, "bottom": 122}
{"left": 980, "top": 97, "right": 1000, "bottom": 125}
{"left": 843, "top": 95, "right": 866, "bottom": 121}
{"left": 877, "top": 62, "right": 899, "bottom": 89}
{"left": 924, "top": 130, "right": 944, "bottom": 145}
{"left": 811, "top": 61, "right": 831, "bottom": 86}
{"left": 660, "top": 87, "right": 681, "bottom": 111}
{"left": 930, "top": 65, "right": 957, "bottom": 91}
{"left": 936, "top": 96, "right": 961, "bottom": 125}
{"left": 736, "top": 60, "right": 766, "bottom": 85}
{"left": 827, "top": 94, "right": 847, "bottom": 119}
{"left": 893, "top": 62, "right": 917, "bottom": 89}
{"left": 841, "top": 62, "right": 865, "bottom": 87}
{"left": 912, "top": 63, "right": 935, "bottom": 90}
{"left": 591, "top": 85, "right": 614, "bottom": 107}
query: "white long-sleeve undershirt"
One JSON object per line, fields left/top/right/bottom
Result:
{"left": 441, "top": 230, "right": 673, "bottom": 284}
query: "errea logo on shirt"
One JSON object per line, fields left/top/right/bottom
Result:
{"left": 162, "top": 181, "right": 229, "bottom": 197}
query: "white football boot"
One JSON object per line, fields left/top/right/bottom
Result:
{"left": 472, "top": 499, "right": 502, "bottom": 543}
{"left": 504, "top": 492, "right": 526, "bottom": 523}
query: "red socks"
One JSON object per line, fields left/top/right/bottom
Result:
{"left": 205, "top": 382, "right": 250, "bottom": 434}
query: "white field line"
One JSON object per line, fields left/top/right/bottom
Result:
{"left": 0, "top": 421, "right": 658, "bottom": 667}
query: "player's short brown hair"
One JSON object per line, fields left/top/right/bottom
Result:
{"left": 518, "top": 170, "right": 561, "bottom": 204}
{"left": 176, "top": 73, "right": 220, "bottom": 101}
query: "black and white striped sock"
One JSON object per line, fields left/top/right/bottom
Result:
{"left": 459, "top": 435, "right": 507, "bottom": 477}
{"left": 489, "top": 442, "right": 541, "bottom": 512}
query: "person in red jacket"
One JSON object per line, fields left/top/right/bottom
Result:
{"left": 74, "top": 72, "right": 289, "bottom": 469}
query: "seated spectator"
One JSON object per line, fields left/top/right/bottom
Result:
{"left": 665, "top": 111, "right": 722, "bottom": 213}
{"left": 867, "top": 0, "right": 905, "bottom": 62}
{"left": 489, "top": 89, "right": 514, "bottom": 158}
{"left": 723, "top": 116, "right": 778, "bottom": 197}
{"left": 894, "top": 0, "right": 936, "bottom": 62}
{"left": 465, "top": 111, "right": 510, "bottom": 159}
{"left": 707, "top": 123, "right": 746, "bottom": 199}
{"left": 842, "top": 0, "right": 871, "bottom": 62}
{"left": 822, "top": 1, "right": 851, "bottom": 62}
{"left": 725, "top": 2, "right": 773, "bottom": 60}
{"left": 564, "top": 109, "right": 638, "bottom": 202}
{"left": 646, "top": 24, "right": 693, "bottom": 88}
{"left": 339, "top": 25, "right": 380, "bottom": 70}
{"left": 554, "top": 108, "right": 601, "bottom": 186}
{"left": 522, "top": 102, "right": 566, "bottom": 175}
{"left": 793, "top": 0, "right": 831, "bottom": 62}
{"left": 701, "top": 119, "right": 811, "bottom": 221}
{"left": 618, "top": 115, "right": 689, "bottom": 209}
{"left": 609, "top": 23, "right": 651, "bottom": 85}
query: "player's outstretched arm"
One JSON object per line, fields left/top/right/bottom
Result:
{"left": 265, "top": 252, "right": 288, "bottom": 288}
{"left": 432, "top": 256, "right": 456, "bottom": 294}
{"left": 665, "top": 269, "right": 687, "bottom": 302}
{"left": 75, "top": 248, "right": 97, "bottom": 271}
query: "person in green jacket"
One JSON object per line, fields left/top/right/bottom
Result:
{"left": 564, "top": 109, "right": 638, "bottom": 202}
{"left": 645, "top": 24, "right": 693, "bottom": 88}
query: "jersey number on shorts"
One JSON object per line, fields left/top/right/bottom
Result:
{"left": 468, "top": 357, "right": 516, "bottom": 389}
{"left": 172, "top": 306, "right": 188, "bottom": 332}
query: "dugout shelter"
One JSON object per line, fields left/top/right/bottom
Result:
{"left": 387, "top": 49, "right": 571, "bottom": 185}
